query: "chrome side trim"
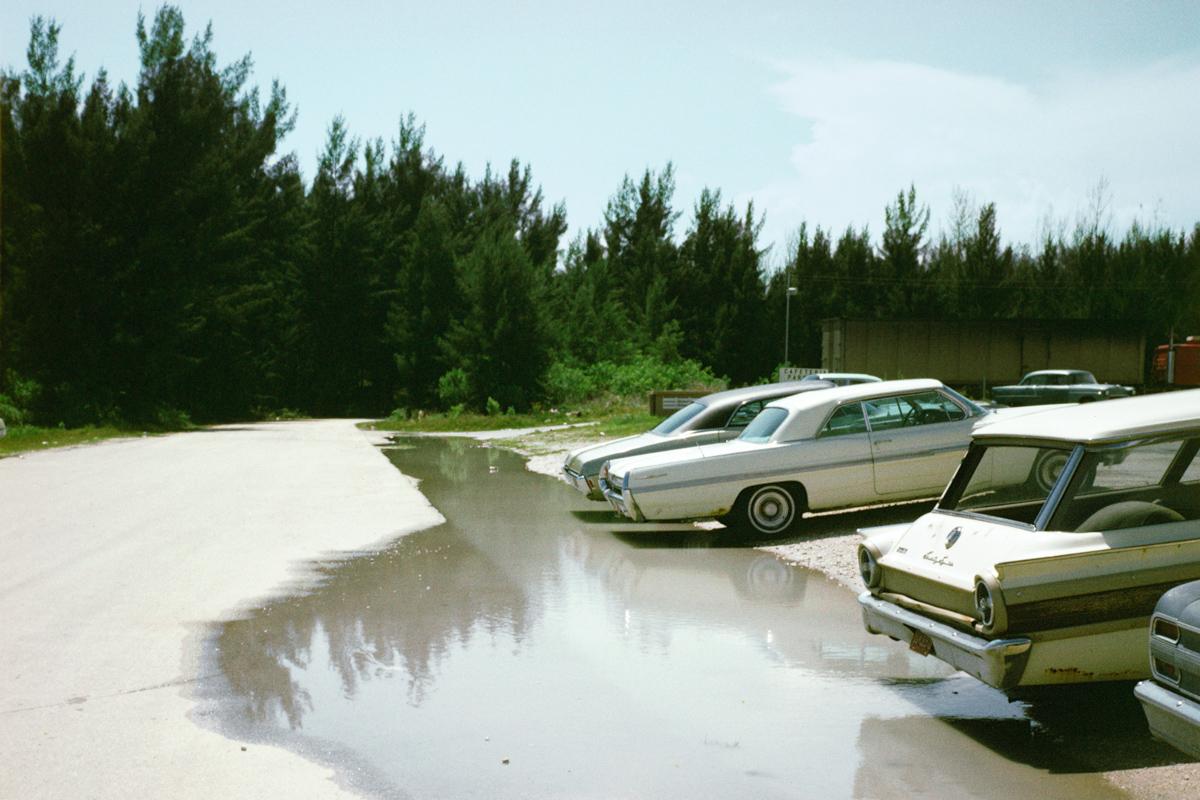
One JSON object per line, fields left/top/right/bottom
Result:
{"left": 632, "top": 444, "right": 966, "bottom": 495}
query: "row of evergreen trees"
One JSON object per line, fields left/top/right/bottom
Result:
{"left": 2, "top": 7, "right": 1198, "bottom": 425}
{"left": 769, "top": 187, "right": 1200, "bottom": 367}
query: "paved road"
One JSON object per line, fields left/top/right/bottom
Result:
{"left": 0, "top": 420, "right": 442, "bottom": 799}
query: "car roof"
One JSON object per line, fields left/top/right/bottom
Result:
{"left": 1027, "top": 369, "right": 1089, "bottom": 376}
{"left": 974, "top": 389, "right": 1200, "bottom": 444}
{"left": 768, "top": 378, "right": 946, "bottom": 440}
{"left": 806, "top": 372, "right": 881, "bottom": 381}
{"left": 697, "top": 380, "right": 833, "bottom": 409}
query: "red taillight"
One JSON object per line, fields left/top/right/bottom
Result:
{"left": 1154, "top": 658, "right": 1181, "bottom": 683}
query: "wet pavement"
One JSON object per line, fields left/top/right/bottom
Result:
{"left": 199, "top": 437, "right": 1189, "bottom": 799}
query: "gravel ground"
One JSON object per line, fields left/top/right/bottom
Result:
{"left": 487, "top": 426, "right": 1200, "bottom": 800}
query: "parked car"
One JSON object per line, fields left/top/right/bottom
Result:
{"left": 562, "top": 380, "right": 834, "bottom": 500}
{"left": 990, "top": 369, "right": 1134, "bottom": 406}
{"left": 858, "top": 390, "right": 1200, "bottom": 691}
{"left": 800, "top": 372, "right": 881, "bottom": 387}
{"left": 601, "top": 379, "right": 1004, "bottom": 534}
{"left": 1135, "top": 581, "right": 1200, "bottom": 759}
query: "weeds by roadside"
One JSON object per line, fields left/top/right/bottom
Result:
{"left": 0, "top": 425, "right": 136, "bottom": 457}
{"left": 362, "top": 399, "right": 658, "bottom": 439}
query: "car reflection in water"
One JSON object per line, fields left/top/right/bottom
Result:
{"left": 199, "top": 437, "right": 1141, "bottom": 800}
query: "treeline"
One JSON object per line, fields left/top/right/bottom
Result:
{"left": 0, "top": 8, "right": 761, "bottom": 425}
{"left": 772, "top": 188, "right": 1200, "bottom": 367}
{"left": 3, "top": 8, "right": 1199, "bottom": 426}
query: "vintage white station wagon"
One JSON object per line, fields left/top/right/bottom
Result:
{"left": 859, "top": 390, "right": 1200, "bottom": 690}
{"left": 601, "top": 379, "right": 1001, "bottom": 534}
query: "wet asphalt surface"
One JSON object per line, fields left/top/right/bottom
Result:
{"left": 198, "top": 437, "right": 1191, "bottom": 799}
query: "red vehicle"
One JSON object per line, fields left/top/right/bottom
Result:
{"left": 1153, "top": 338, "right": 1200, "bottom": 386}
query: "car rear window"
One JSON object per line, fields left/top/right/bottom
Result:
{"left": 739, "top": 407, "right": 788, "bottom": 443}
{"left": 651, "top": 402, "right": 707, "bottom": 435}
{"left": 939, "top": 444, "right": 1066, "bottom": 524}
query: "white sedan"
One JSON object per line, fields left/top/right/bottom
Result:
{"left": 601, "top": 379, "right": 998, "bottom": 534}
{"left": 563, "top": 380, "right": 833, "bottom": 500}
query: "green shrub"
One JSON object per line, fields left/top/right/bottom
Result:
{"left": 437, "top": 368, "right": 472, "bottom": 409}
{"left": 152, "top": 407, "right": 193, "bottom": 430}
{"left": 0, "top": 371, "right": 41, "bottom": 425}
{"left": 448, "top": 403, "right": 465, "bottom": 418}
{"left": 543, "top": 356, "right": 722, "bottom": 405}
{"left": 485, "top": 396, "right": 501, "bottom": 416}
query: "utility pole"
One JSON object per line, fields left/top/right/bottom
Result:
{"left": 784, "top": 285, "right": 797, "bottom": 365}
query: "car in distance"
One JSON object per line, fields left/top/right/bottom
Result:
{"left": 800, "top": 372, "right": 881, "bottom": 387}
{"left": 859, "top": 390, "right": 1200, "bottom": 691}
{"left": 990, "top": 369, "right": 1134, "bottom": 406}
{"left": 601, "top": 379, "right": 994, "bottom": 534}
{"left": 1135, "top": 580, "right": 1200, "bottom": 759}
{"left": 562, "top": 380, "right": 834, "bottom": 501}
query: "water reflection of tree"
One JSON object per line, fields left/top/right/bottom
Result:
{"left": 217, "top": 526, "right": 531, "bottom": 729}
{"left": 215, "top": 438, "right": 564, "bottom": 730}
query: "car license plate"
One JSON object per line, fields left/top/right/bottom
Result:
{"left": 909, "top": 630, "right": 933, "bottom": 656}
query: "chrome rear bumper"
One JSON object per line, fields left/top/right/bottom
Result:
{"left": 1136, "top": 679, "right": 1200, "bottom": 759}
{"left": 859, "top": 591, "right": 1033, "bottom": 690}
{"left": 601, "top": 479, "right": 642, "bottom": 521}
{"left": 563, "top": 466, "right": 603, "bottom": 500}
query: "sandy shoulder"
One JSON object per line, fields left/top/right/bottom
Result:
{"left": 0, "top": 419, "right": 443, "bottom": 799}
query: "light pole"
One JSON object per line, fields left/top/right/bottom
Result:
{"left": 784, "top": 286, "right": 797, "bottom": 366}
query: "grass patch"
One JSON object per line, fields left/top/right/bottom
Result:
{"left": 362, "top": 400, "right": 659, "bottom": 439}
{"left": 0, "top": 425, "right": 136, "bottom": 457}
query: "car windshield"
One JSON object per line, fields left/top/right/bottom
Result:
{"left": 651, "top": 401, "right": 707, "bottom": 435}
{"left": 941, "top": 386, "right": 984, "bottom": 416}
{"left": 739, "top": 407, "right": 787, "bottom": 443}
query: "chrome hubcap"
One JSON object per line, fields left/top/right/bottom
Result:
{"left": 749, "top": 487, "right": 793, "bottom": 532}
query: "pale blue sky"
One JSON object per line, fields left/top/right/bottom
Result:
{"left": 4, "top": 1, "right": 1199, "bottom": 264}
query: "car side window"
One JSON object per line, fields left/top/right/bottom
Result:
{"left": 909, "top": 390, "right": 967, "bottom": 423}
{"left": 867, "top": 392, "right": 965, "bottom": 431}
{"left": 820, "top": 403, "right": 868, "bottom": 437}
{"left": 726, "top": 400, "right": 766, "bottom": 428}
{"left": 1182, "top": 446, "right": 1200, "bottom": 483}
{"left": 864, "top": 397, "right": 906, "bottom": 431}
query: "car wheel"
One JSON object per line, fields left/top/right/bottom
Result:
{"left": 1032, "top": 450, "right": 1069, "bottom": 493}
{"left": 727, "top": 484, "right": 801, "bottom": 535}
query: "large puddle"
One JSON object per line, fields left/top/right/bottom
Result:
{"left": 199, "top": 437, "right": 1184, "bottom": 798}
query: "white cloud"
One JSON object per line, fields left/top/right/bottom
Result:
{"left": 749, "top": 56, "right": 1200, "bottom": 256}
